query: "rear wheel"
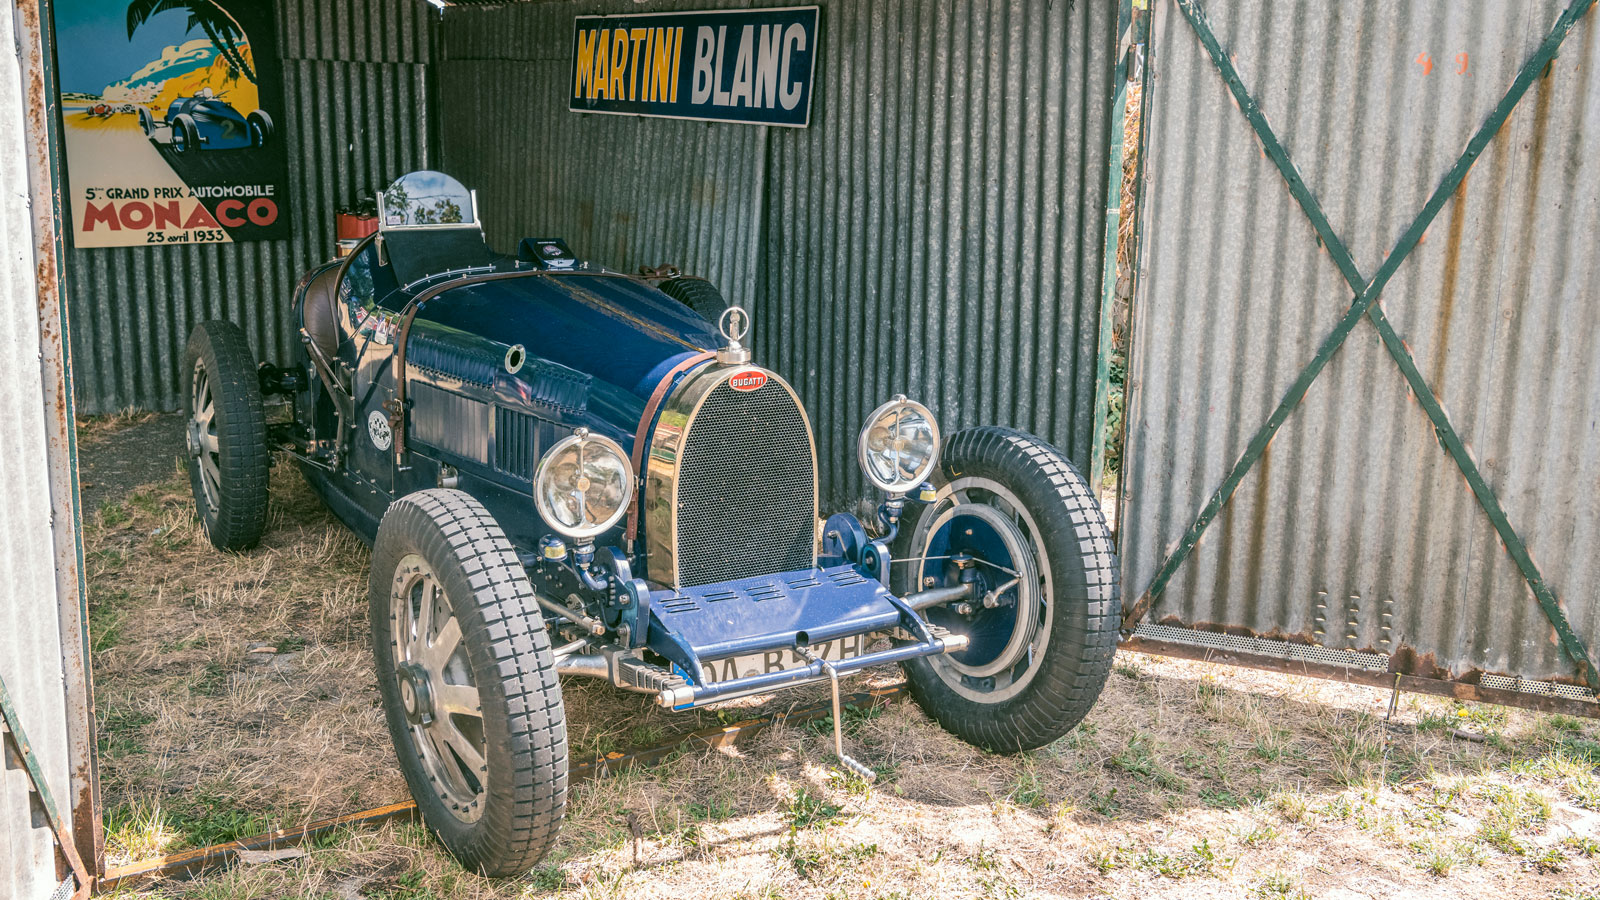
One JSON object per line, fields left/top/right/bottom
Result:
{"left": 658, "top": 277, "right": 729, "bottom": 322}
{"left": 247, "top": 110, "right": 273, "bottom": 148}
{"left": 370, "top": 490, "right": 568, "bottom": 876}
{"left": 183, "top": 320, "right": 269, "bottom": 551}
{"left": 891, "top": 426, "right": 1120, "bottom": 752}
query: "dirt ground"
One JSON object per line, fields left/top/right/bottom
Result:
{"left": 79, "top": 413, "right": 1600, "bottom": 900}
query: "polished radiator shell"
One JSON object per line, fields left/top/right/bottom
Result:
{"left": 644, "top": 364, "right": 818, "bottom": 588}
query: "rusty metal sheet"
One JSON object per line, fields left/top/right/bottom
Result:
{"left": 3, "top": 0, "right": 97, "bottom": 892}
{"left": 1121, "top": 0, "right": 1600, "bottom": 690}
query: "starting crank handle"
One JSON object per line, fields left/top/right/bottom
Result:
{"left": 806, "top": 649, "right": 877, "bottom": 783}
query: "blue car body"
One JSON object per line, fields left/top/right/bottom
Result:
{"left": 152, "top": 94, "right": 270, "bottom": 152}
{"left": 281, "top": 225, "right": 958, "bottom": 707}
{"left": 188, "top": 169, "right": 1112, "bottom": 873}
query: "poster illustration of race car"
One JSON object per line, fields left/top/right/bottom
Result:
{"left": 52, "top": 0, "right": 290, "bottom": 247}
{"left": 136, "top": 87, "right": 275, "bottom": 154}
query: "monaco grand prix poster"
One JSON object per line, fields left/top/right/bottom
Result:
{"left": 53, "top": 0, "right": 289, "bottom": 248}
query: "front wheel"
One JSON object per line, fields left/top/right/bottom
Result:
{"left": 370, "top": 490, "right": 568, "bottom": 876}
{"left": 891, "top": 426, "right": 1120, "bottom": 753}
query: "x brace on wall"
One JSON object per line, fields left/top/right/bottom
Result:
{"left": 1121, "top": 0, "right": 1600, "bottom": 692}
{"left": 0, "top": 675, "right": 91, "bottom": 898}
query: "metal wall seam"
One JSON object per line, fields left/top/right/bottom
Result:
{"left": 437, "top": 0, "right": 1117, "bottom": 510}
{"left": 63, "top": 1, "right": 435, "bottom": 415}
{"left": 1123, "top": 0, "right": 1600, "bottom": 685}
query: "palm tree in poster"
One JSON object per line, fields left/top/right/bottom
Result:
{"left": 126, "top": 0, "right": 257, "bottom": 85}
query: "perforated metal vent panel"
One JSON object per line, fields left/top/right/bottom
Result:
{"left": 675, "top": 378, "right": 816, "bottom": 587}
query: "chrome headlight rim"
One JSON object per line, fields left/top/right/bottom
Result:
{"left": 857, "top": 394, "right": 941, "bottom": 495}
{"left": 533, "top": 428, "right": 635, "bottom": 541}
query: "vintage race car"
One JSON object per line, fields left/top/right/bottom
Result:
{"left": 182, "top": 171, "right": 1120, "bottom": 875}
{"left": 139, "top": 88, "right": 273, "bottom": 154}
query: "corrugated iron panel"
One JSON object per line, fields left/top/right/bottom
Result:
{"left": 64, "top": 2, "right": 436, "bottom": 415}
{"left": 1123, "top": 0, "right": 1599, "bottom": 684}
{"left": 437, "top": 0, "right": 1117, "bottom": 509}
{"left": 279, "top": 0, "right": 434, "bottom": 64}
{"left": 3, "top": 1, "right": 83, "bottom": 894}
{"left": 435, "top": 54, "right": 767, "bottom": 311}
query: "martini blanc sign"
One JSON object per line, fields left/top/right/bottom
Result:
{"left": 570, "top": 7, "right": 819, "bottom": 128}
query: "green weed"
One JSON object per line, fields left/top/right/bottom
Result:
{"left": 1108, "top": 732, "right": 1184, "bottom": 791}
{"left": 97, "top": 704, "right": 154, "bottom": 757}
{"left": 100, "top": 500, "right": 130, "bottom": 528}
{"left": 167, "top": 795, "right": 273, "bottom": 849}
{"left": 786, "top": 787, "right": 843, "bottom": 830}
{"left": 1006, "top": 764, "right": 1047, "bottom": 809}
{"left": 1250, "top": 871, "right": 1309, "bottom": 900}
{"left": 88, "top": 587, "right": 131, "bottom": 653}
{"left": 1087, "top": 787, "right": 1121, "bottom": 818}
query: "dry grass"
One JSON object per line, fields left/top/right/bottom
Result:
{"left": 76, "top": 406, "right": 163, "bottom": 443}
{"left": 91, "top": 456, "right": 400, "bottom": 863}
{"left": 82, "top": 417, "right": 1600, "bottom": 899}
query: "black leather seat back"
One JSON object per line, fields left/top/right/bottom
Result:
{"left": 301, "top": 267, "right": 343, "bottom": 361}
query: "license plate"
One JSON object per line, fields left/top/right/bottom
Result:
{"left": 693, "top": 633, "right": 879, "bottom": 684}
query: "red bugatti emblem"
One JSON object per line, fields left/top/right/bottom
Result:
{"left": 729, "top": 370, "right": 767, "bottom": 392}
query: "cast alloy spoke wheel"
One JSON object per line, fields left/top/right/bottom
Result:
{"left": 390, "top": 553, "right": 487, "bottom": 822}
{"left": 183, "top": 320, "right": 269, "bottom": 551}
{"left": 891, "top": 426, "right": 1120, "bottom": 753}
{"left": 370, "top": 489, "right": 567, "bottom": 876}
{"left": 913, "top": 478, "right": 1046, "bottom": 698}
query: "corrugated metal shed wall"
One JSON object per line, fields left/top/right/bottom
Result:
{"left": 436, "top": 0, "right": 1117, "bottom": 509}
{"left": 1123, "top": 0, "right": 1600, "bottom": 683}
{"left": 3, "top": 2, "right": 81, "bottom": 893}
{"left": 65, "top": 0, "right": 437, "bottom": 414}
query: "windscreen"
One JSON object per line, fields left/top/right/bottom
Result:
{"left": 377, "top": 171, "right": 491, "bottom": 286}
{"left": 380, "top": 170, "right": 476, "bottom": 228}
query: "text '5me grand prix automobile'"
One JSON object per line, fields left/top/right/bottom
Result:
{"left": 182, "top": 170, "right": 1120, "bottom": 875}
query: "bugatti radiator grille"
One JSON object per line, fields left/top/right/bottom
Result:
{"left": 674, "top": 378, "right": 816, "bottom": 587}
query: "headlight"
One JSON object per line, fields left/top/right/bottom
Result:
{"left": 533, "top": 428, "right": 634, "bottom": 540}
{"left": 858, "top": 394, "right": 940, "bottom": 494}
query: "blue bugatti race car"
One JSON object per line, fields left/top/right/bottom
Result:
{"left": 138, "top": 87, "right": 273, "bottom": 154}
{"left": 182, "top": 170, "right": 1119, "bottom": 874}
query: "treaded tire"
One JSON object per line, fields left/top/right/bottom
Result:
{"left": 370, "top": 489, "right": 567, "bottom": 876}
{"left": 891, "top": 426, "right": 1120, "bottom": 753}
{"left": 183, "top": 320, "right": 269, "bottom": 551}
{"left": 658, "top": 276, "right": 730, "bottom": 322}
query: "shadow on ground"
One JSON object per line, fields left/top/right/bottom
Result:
{"left": 76, "top": 412, "right": 1600, "bottom": 900}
